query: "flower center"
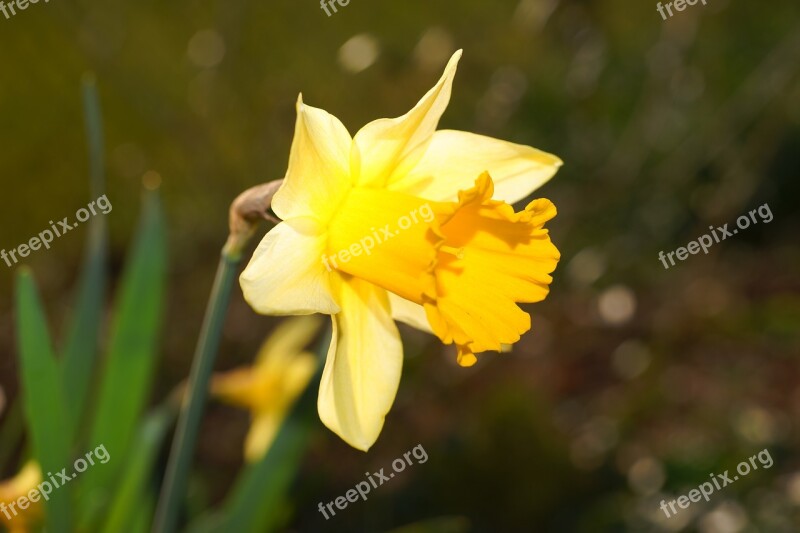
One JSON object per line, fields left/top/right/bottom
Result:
{"left": 325, "top": 186, "right": 441, "bottom": 303}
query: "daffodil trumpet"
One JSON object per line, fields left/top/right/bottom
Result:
{"left": 241, "top": 50, "right": 562, "bottom": 451}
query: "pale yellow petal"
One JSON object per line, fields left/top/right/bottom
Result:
{"left": 256, "top": 315, "right": 324, "bottom": 369}
{"left": 352, "top": 50, "right": 462, "bottom": 188}
{"left": 244, "top": 412, "right": 280, "bottom": 462}
{"left": 272, "top": 95, "right": 353, "bottom": 223}
{"left": 278, "top": 351, "right": 318, "bottom": 398}
{"left": 0, "top": 461, "right": 42, "bottom": 532}
{"left": 210, "top": 368, "right": 260, "bottom": 409}
{"left": 318, "top": 276, "right": 403, "bottom": 451}
{"left": 388, "top": 293, "right": 433, "bottom": 334}
{"left": 389, "top": 130, "right": 562, "bottom": 204}
{"left": 245, "top": 352, "right": 317, "bottom": 462}
{"left": 0, "top": 462, "right": 41, "bottom": 501}
{"left": 240, "top": 218, "right": 340, "bottom": 315}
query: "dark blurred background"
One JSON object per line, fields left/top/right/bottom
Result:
{"left": 1, "top": 0, "right": 799, "bottom": 531}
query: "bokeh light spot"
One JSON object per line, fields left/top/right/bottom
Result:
{"left": 188, "top": 29, "right": 226, "bottom": 68}
{"left": 338, "top": 34, "right": 380, "bottom": 74}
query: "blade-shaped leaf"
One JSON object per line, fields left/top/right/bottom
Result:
{"left": 80, "top": 188, "right": 166, "bottom": 522}
{"left": 14, "top": 268, "right": 72, "bottom": 533}
{"left": 224, "top": 404, "right": 313, "bottom": 532}
{"left": 61, "top": 76, "right": 109, "bottom": 443}
{"left": 101, "top": 404, "right": 177, "bottom": 533}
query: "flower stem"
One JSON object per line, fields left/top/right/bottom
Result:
{"left": 152, "top": 249, "right": 241, "bottom": 533}
{"left": 153, "top": 181, "right": 280, "bottom": 532}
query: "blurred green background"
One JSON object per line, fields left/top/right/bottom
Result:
{"left": 1, "top": 0, "right": 800, "bottom": 531}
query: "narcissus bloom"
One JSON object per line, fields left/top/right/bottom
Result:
{"left": 241, "top": 50, "right": 561, "bottom": 451}
{"left": 0, "top": 461, "right": 42, "bottom": 533}
{"left": 211, "top": 316, "right": 321, "bottom": 461}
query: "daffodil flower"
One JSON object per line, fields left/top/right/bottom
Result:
{"left": 0, "top": 461, "right": 42, "bottom": 533}
{"left": 240, "top": 50, "right": 561, "bottom": 451}
{"left": 211, "top": 316, "right": 321, "bottom": 462}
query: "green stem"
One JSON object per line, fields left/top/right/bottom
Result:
{"left": 153, "top": 249, "right": 241, "bottom": 533}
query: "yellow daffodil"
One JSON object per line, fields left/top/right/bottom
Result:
{"left": 240, "top": 50, "right": 561, "bottom": 451}
{"left": 211, "top": 316, "right": 321, "bottom": 462}
{"left": 0, "top": 461, "right": 42, "bottom": 533}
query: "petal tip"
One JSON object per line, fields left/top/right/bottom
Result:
{"left": 444, "top": 49, "right": 463, "bottom": 74}
{"left": 457, "top": 346, "right": 478, "bottom": 367}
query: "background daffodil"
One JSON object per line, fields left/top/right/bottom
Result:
{"left": 211, "top": 316, "right": 321, "bottom": 462}
{"left": 240, "top": 50, "right": 561, "bottom": 451}
{"left": 0, "top": 461, "right": 42, "bottom": 533}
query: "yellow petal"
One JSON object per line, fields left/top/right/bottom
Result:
{"left": 244, "top": 411, "right": 280, "bottom": 462}
{"left": 272, "top": 95, "right": 353, "bottom": 224}
{"left": 388, "top": 293, "right": 433, "bottom": 334}
{"left": 256, "top": 315, "right": 324, "bottom": 369}
{"left": 210, "top": 368, "right": 260, "bottom": 409}
{"left": 240, "top": 218, "right": 340, "bottom": 315}
{"left": 0, "top": 462, "right": 42, "bottom": 532}
{"left": 278, "top": 351, "right": 318, "bottom": 400}
{"left": 352, "top": 50, "right": 462, "bottom": 188}
{"left": 318, "top": 276, "right": 403, "bottom": 451}
{"left": 388, "top": 130, "right": 562, "bottom": 204}
{"left": 456, "top": 345, "right": 478, "bottom": 367}
{"left": 0, "top": 462, "right": 41, "bottom": 501}
{"left": 244, "top": 350, "right": 317, "bottom": 462}
{"left": 212, "top": 318, "right": 319, "bottom": 412}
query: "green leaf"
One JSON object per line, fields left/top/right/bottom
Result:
{"left": 80, "top": 189, "right": 167, "bottom": 522}
{"left": 131, "top": 495, "right": 157, "bottom": 533}
{"left": 101, "top": 405, "right": 177, "bottom": 533}
{"left": 14, "top": 268, "right": 72, "bottom": 533}
{"left": 223, "top": 406, "right": 313, "bottom": 533}
{"left": 60, "top": 76, "right": 109, "bottom": 444}
{"left": 61, "top": 218, "right": 107, "bottom": 444}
